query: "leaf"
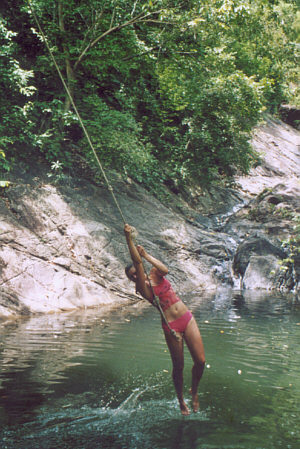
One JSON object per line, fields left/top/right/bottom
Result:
{"left": 0, "top": 181, "right": 11, "bottom": 188}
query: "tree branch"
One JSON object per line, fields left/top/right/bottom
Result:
{"left": 58, "top": 0, "right": 75, "bottom": 112}
{"left": 110, "top": 7, "right": 116, "bottom": 29}
{"left": 122, "top": 46, "right": 160, "bottom": 61}
{"left": 73, "top": 9, "right": 164, "bottom": 71}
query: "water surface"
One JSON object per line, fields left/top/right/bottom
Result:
{"left": 0, "top": 291, "right": 299, "bottom": 449}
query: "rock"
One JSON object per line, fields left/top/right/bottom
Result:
{"left": 228, "top": 117, "right": 300, "bottom": 293}
{"left": 243, "top": 255, "right": 284, "bottom": 290}
{"left": 0, "top": 173, "right": 221, "bottom": 316}
{"left": 0, "top": 288, "right": 30, "bottom": 317}
{"left": 234, "top": 116, "right": 300, "bottom": 196}
{"left": 194, "top": 234, "right": 234, "bottom": 261}
{"left": 233, "top": 236, "right": 286, "bottom": 278}
{"left": 0, "top": 116, "right": 299, "bottom": 316}
{"left": 279, "top": 105, "right": 300, "bottom": 130}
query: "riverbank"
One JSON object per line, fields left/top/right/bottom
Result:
{"left": 0, "top": 116, "right": 299, "bottom": 317}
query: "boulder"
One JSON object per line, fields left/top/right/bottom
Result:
{"left": 243, "top": 255, "right": 284, "bottom": 290}
{"left": 233, "top": 236, "right": 286, "bottom": 277}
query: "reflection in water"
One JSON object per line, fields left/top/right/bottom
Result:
{"left": 0, "top": 291, "right": 299, "bottom": 449}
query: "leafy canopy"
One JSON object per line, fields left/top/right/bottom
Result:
{"left": 0, "top": 0, "right": 298, "bottom": 192}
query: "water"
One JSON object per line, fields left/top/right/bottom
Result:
{"left": 0, "top": 291, "right": 299, "bottom": 449}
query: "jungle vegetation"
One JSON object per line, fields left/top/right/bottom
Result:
{"left": 0, "top": 0, "right": 299, "bottom": 194}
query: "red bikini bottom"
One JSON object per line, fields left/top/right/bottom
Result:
{"left": 162, "top": 310, "right": 193, "bottom": 334}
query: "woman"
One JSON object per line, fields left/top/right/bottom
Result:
{"left": 124, "top": 224, "right": 205, "bottom": 415}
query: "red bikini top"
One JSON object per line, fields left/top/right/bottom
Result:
{"left": 152, "top": 277, "right": 180, "bottom": 312}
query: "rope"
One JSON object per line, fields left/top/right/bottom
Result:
{"left": 28, "top": 2, "right": 178, "bottom": 339}
{"left": 144, "top": 270, "right": 180, "bottom": 340}
{"left": 27, "top": 0, "right": 126, "bottom": 224}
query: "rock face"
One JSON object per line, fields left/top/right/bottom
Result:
{"left": 232, "top": 236, "right": 294, "bottom": 290}
{"left": 0, "top": 174, "right": 221, "bottom": 316}
{"left": 226, "top": 117, "right": 300, "bottom": 292}
{"left": 0, "top": 116, "right": 299, "bottom": 316}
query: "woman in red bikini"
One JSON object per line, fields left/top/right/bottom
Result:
{"left": 124, "top": 223, "right": 205, "bottom": 415}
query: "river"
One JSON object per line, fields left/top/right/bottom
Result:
{"left": 0, "top": 290, "right": 299, "bottom": 449}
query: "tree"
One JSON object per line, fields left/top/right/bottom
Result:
{"left": 0, "top": 14, "right": 36, "bottom": 173}
{"left": 0, "top": 0, "right": 298, "bottom": 191}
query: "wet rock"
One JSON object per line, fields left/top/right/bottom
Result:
{"left": 194, "top": 214, "right": 216, "bottom": 229}
{"left": 0, "top": 173, "right": 220, "bottom": 316}
{"left": 233, "top": 236, "right": 286, "bottom": 278}
{"left": 211, "top": 262, "right": 234, "bottom": 285}
{"left": 194, "top": 235, "right": 234, "bottom": 261}
{"left": 0, "top": 288, "right": 30, "bottom": 317}
{"left": 279, "top": 105, "right": 300, "bottom": 130}
{"left": 243, "top": 255, "right": 284, "bottom": 290}
{"left": 0, "top": 116, "right": 299, "bottom": 316}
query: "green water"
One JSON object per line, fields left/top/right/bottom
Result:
{"left": 0, "top": 291, "right": 299, "bottom": 449}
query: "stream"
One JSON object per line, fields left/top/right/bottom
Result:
{"left": 0, "top": 290, "right": 299, "bottom": 449}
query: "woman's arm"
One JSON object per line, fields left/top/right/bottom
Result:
{"left": 124, "top": 224, "right": 142, "bottom": 265}
{"left": 136, "top": 245, "right": 168, "bottom": 276}
{"left": 124, "top": 224, "right": 154, "bottom": 300}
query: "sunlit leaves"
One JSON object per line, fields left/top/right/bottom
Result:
{"left": 0, "top": 0, "right": 298, "bottom": 191}
{"left": 0, "top": 15, "right": 38, "bottom": 170}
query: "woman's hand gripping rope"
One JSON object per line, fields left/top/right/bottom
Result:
{"left": 125, "top": 225, "right": 179, "bottom": 341}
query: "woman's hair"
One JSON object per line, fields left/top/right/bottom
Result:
{"left": 125, "top": 263, "right": 134, "bottom": 280}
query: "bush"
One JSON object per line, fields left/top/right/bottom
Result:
{"left": 166, "top": 71, "right": 264, "bottom": 185}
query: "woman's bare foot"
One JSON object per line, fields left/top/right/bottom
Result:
{"left": 179, "top": 400, "right": 190, "bottom": 416}
{"left": 190, "top": 388, "right": 199, "bottom": 412}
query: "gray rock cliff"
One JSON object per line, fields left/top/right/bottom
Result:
{"left": 0, "top": 117, "right": 299, "bottom": 317}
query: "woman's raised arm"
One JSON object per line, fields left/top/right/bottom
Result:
{"left": 124, "top": 224, "right": 153, "bottom": 300}
{"left": 136, "top": 245, "right": 168, "bottom": 276}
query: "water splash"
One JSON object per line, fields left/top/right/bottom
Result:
{"left": 0, "top": 294, "right": 299, "bottom": 449}
{"left": 116, "top": 386, "right": 148, "bottom": 411}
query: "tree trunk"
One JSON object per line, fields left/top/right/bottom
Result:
{"left": 58, "top": 0, "right": 76, "bottom": 114}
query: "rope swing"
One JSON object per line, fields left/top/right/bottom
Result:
{"left": 28, "top": 1, "right": 178, "bottom": 339}
{"left": 27, "top": 0, "right": 126, "bottom": 224}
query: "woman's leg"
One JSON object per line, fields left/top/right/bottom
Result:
{"left": 164, "top": 330, "right": 190, "bottom": 415}
{"left": 183, "top": 317, "right": 205, "bottom": 412}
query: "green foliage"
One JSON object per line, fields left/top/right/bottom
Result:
{"left": 79, "top": 94, "right": 163, "bottom": 193}
{"left": 0, "top": 0, "right": 298, "bottom": 192}
{"left": 30, "top": 99, "right": 77, "bottom": 166}
{"left": 174, "top": 72, "right": 263, "bottom": 184}
{"left": 280, "top": 213, "right": 300, "bottom": 282}
{"left": 0, "top": 16, "right": 37, "bottom": 169}
{"left": 0, "top": 180, "right": 11, "bottom": 188}
{"left": 47, "top": 159, "right": 69, "bottom": 183}
{"left": 0, "top": 150, "right": 10, "bottom": 174}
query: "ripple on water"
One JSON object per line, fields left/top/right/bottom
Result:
{"left": 0, "top": 294, "right": 299, "bottom": 449}
{"left": 1, "top": 391, "right": 211, "bottom": 449}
